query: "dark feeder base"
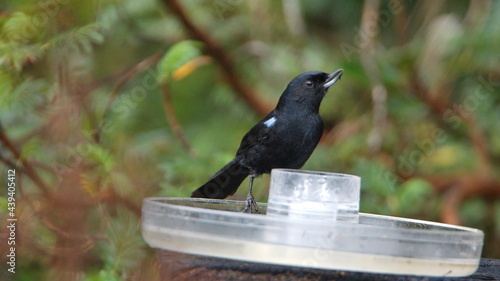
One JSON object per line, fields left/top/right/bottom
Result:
{"left": 157, "top": 250, "right": 499, "bottom": 281}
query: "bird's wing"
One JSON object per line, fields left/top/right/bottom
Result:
{"left": 236, "top": 111, "right": 276, "bottom": 155}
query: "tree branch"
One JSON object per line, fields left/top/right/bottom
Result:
{"left": 391, "top": 0, "right": 410, "bottom": 45}
{"left": 160, "top": 0, "right": 273, "bottom": 116}
{"left": 0, "top": 124, "right": 51, "bottom": 196}
{"left": 408, "top": 69, "right": 496, "bottom": 224}
{"left": 409, "top": 74, "right": 493, "bottom": 175}
{"left": 426, "top": 174, "right": 500, "bottom": 225}
{"left": 94, "top": 52, "right": 163, "bottom": 142}
{"left": 100, "top": 188, "right": 142, "bottom": 217}
{"left": 161, "top": 83, "right": 196, "bottom": 157}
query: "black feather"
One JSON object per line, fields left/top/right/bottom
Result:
{"left": 191, "top": 159, "right": 249, "bottom": 199}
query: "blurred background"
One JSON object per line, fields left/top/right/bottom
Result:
{"left": 0, "top": 0, "right": 498, "bottom": 280}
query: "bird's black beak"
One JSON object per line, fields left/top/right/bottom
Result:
{"left": 323, "top": 69, "right": 344, "bottom": 89}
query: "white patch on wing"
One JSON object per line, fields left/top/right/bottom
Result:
{"left": 263, "top": 117, "right": 277, "bottom": 128}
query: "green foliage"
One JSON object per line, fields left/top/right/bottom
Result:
{"left": 3, "top": 12, "right": 41, "bottom": 43}
{"left": 0, "top": 42, "right": 45, "bottom": 72}
{"left": 0, "top": 196, "right": 7, "bottom": 212}
{"left": 0, "top": 71, "right": 14, "bottom": 106}
{"left": 0, "top": 1, "right": 498, "bottom": 280}
{"left": 49, "top": 23, "right": 105, "bottom": 55}
{"left": 461, "top": 198, "right": 488, "bottom": 226}
{"left": 19, "top": 136, "right": 43, "bottom": 160}
{"left": 157, "top": 40, "right": 203, "bottom": 83}
{"left": 397, "top": 178, "right": 437, "bottom": 217}
{"left": 82, "top": 143, "right": 115, "bottom": 173}
{"left": 99, "top": 213, "right": 146, "bottom": 278}
{"left": 354, "top": 159, "right": 397, "bottom": 215}
{"left": 84, "top": 270, "right": 122, "bottom": 281}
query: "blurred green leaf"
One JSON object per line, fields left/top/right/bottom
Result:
{"left": 82, "top": 144, "right": 115, "bottom": 173}
{"left": 2, "top": 12, "right": 40, "bottom": 43}
{"left": 84, "top": 270, "right": 122, "bottom": 281}
{"left": 157, "top": 40, "right": 203, "bottom": 83}
{"left": 100, "top": 212, "right": 145, "bottom": 277}
{"left": 19, "top": 137, "right": 43, "bottom": 161}
{"left": 0, "top": 71, "right": 14, "bottom": 107}
{"left": 353, "top": 158, "right": 397, "bottom": 196}
{"left": 0, "top": 196, "right": 7, "bottom": 212}
{"left": 0, "top": 43, "right": 45, "bottom": 72}
{"left": 460, "top": 198, "right": 488, "bottom": 226}
{"left": 397, "top": 178, "right": 435, "bottom": 216}
{"left": 49, "top": 23, "right": 105, "bottom": 55}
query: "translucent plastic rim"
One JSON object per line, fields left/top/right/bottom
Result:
{"left": 142, "top": 197, "right": 484, "bottom": 243}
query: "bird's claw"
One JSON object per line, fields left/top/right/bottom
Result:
{"left": 244, "top": 193, "right": 258, "bottom": 213}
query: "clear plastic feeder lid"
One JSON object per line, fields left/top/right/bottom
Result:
{"left": 142, "top": 169, "right": 484, "bottom": 277}
{"left": 267, "top": 170, "right": 360, "bottom": 222}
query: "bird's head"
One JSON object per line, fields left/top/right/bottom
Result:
{"left": 277, "top": 69, "right": 343, "bottom": 112}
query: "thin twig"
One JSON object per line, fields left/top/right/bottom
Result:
{"left": 391, "top": 0, "right": 410, "bottom": 45}
{"left": 160, "top": 0, "right": 273, "bottom": 116}
{"left": 0, "top": 124, "right": 51, "bottom": 196}
{"left": 426, "top": 174, "right": 500, "bottom": 224}
{"left": 94, "top": 52, "right": 163, "bottom": 142}
{"left": 408, "top": 73, "right": 496, "bottom": 223}
{"left": 457, "top": 110, "right": 492, "bottom": 175}
{"left": 0, "top": 153, "right": 28, "bottom": 174}
{"left": 100, "top": 188, "right": 142, "bottom": 216}
{"left": 409, "top": 75, "right": 493, "bottom": 175}
{"left": 160, "top": 83, "right": 196, "bottom": 157}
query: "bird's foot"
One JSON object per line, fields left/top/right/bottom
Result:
{"left": 244, "top": 193, "right": 259, "bottom": 213}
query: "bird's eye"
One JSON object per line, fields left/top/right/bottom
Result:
{"left": 305, "top": 81, "right": 313, "bottom": 88}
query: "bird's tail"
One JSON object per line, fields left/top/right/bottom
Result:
{"left": 191, "top": 159, "right": 249, "bottom": 199}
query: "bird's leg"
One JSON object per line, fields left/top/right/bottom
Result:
{"left": 244, "top": 174, "right": 259, "bottom": 213}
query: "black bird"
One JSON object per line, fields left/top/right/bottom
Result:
{"left": 191, "top": 69, "right": 344, "bottom": 212}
